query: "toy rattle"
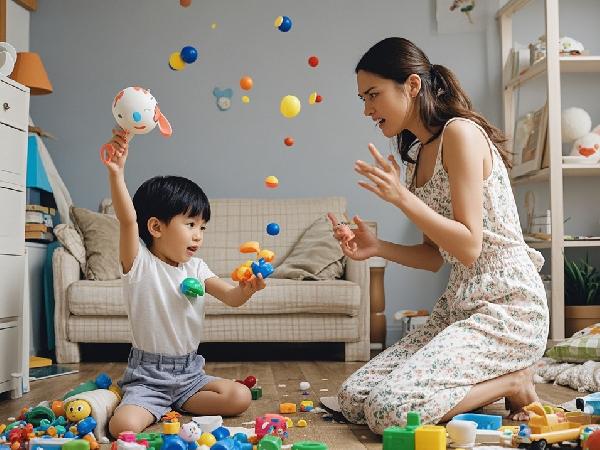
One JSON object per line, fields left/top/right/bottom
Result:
{"left": 100, "top": 86, "right": 172, "bottom": 164}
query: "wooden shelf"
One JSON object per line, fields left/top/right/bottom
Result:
{"left": 505, "top": 56, "right": 600, "bottom": 90}
{"left": 511, "top": 164, "right": 600, "bottom": 185}
{"left": 528, "top": 240, "right": 600, "bottom": 249}
{"left": 496, "top": 0, "right": 534, "bottom": 19}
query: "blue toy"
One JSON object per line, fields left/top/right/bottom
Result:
{"left": 251, "top": 258, "right": 274, "bottom": 279}
{"left": 213, "top": 87, "right": 233, "bottom": 111}
{"left": 275, "top": 15, "right": 292, "bottom": 32}
{"left": 180, "top": 46, "right": 198, "bottom": 64}
{"left": 266, "top": 223, "right": 280, "bottom": 236}
{"left": 95, "top": 373, "right": 112, "bottom": 389}
{"left": 180, "top": 277, "right": 204, "bottom": 299}
{"left": 453, "top": 413, "right": 502, "bottom": 430}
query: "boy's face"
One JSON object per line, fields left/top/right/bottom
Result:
{"left": 151, "top": 213, "right": 206, "bottom": 266}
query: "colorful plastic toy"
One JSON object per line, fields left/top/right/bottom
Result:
{"left": 251, "top": 258, "right": 274, "bottom": 278}
{"left": 266, "top": 223, "right": 280, "bottom": 236}
{"left": 307, "top": 56, "right": 319, "bottom": 68}
{"left": 280, "top": 95, "right": 301, "bottom": 118}
{"left": 453, "top": 413, "right": 502, "bottom": 431}
{"left": 283, "top": 137, "right": 294, "bottom": 147}
{"left": 213, "top": 87, "right": 233, "bottom": 111}
{"left": 308, "top": 92, "right": 323, "bottom": 105}
{"left": 291, "top": 442, "right": 328, "bottom": 450}
{"left": 251, "top": 387, "right": 262, "bottom": 400}
{"left": 296, "top": 419, "right": 307, "bottom": 427}
{"left": 180, "top": 277, "right": 204, "bottom": 299}
{"left": 279, "top": 403, "right": 296, "bottom": 414}
{"left": 383, "top": 411, "right": 421, "bottom": 450}
{"left": 274, "top": 16, "right": 292, "bottom": 32}
{"left": 180, "top": 46, "right": 198, "bottom": 64}
{"left": 240, "top": 241, "right": 261, "bottom": 254}
{"left": 255, "top": 414, "right": 288, "bottom": 440}
{"left": 239, "top": 76, "right": 253, "bottom": 91}
{"left": 299, "top": 381, "right": 310, "bottom": 391}
{"left": 100, "top": 87, "right": 172, "bottom": 164}
{"left": 241, "top": 96, "right": 250, "bottom": 104}
{"left": 65, "top": 400, "right": 91, "bottom": 423}
{"left": 264, "top": 176, "right": 279, "bottom": 188}
{"left": 300, "top": 401, "right": 313, "bottom": 412}
{"left": 415, "top": 425, "right": 446, "bottom": 450}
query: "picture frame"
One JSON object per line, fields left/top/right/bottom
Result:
{"left": 510, "top": 103, "right": 548, "bottom": 178}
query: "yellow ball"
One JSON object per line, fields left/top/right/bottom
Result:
{"left": 169, "top": 52, "right": 186, "bottom": 70}
{"left": 198, "top": 432, "right": 216, "bottom": 447}
{"left": 274, "top": 16, "right": 283, "bottom": 28}
{"left": 280, "top": 95, "right": 301, "bottom": 118}
{"left": 211, "top": 23, "right": 217, "bottom": 29}
{"left": 309, "top": 91, "right": 317, "bottom": 105}
{"left": 242, "top": 95, "right": 250, "bottom": 104}
{"left": 65, "top": 400, "right": 91, "bottom": 422}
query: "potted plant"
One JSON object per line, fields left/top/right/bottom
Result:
{"left": 564, "top": 254, "right": 600, "bottom": 337}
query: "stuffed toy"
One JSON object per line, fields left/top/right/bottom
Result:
{"left": 561, "top": 107, "right": 600, "bottom": 163}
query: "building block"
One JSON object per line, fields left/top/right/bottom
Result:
{"left": 453, "top": 413, "right": 502, "bottom": 430}
{"left": 279, "top": 403, "right": 297, "bottom": 414}
{"left": 300, "top": 401, "right": 314, "bottom": 412}
{"left": 258, "top": 435, "right": 282, "bottom": 450}
{"left": 415, "top": 425, "right": 446, "bottom": 450}
{"left": 383, "top": 411, "right": 422, "bottom": 450}
{"left": 251, "top": 387, "right": 263, "bottom": 400}
{"left": 291, "top": 442, "right": 328, "bottom": 450}
{"left": 136, "top": 432, "right": 163, "bottom": 450}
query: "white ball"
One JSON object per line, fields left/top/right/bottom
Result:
{"left": 299, "top": 381, "right": 310, "bottom": 390}
{"left": 561, "top": 107, "right": 591, "bottom": 143}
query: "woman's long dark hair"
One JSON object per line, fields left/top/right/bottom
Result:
{"left": 356, "top": 37, "right": 510, "bottom": 168}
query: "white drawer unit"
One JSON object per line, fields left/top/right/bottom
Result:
{"left": 0, "top": 75, "right": 29, "bottom": 399}
{"left": 0, "top": 78, "right": 29, "bottom": 131}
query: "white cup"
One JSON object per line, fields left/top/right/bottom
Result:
{"left": 447, "top": 419, "right": 477, "bottom": 448}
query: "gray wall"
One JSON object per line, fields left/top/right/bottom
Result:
{"left": 28, "top": 0, "right": 600, "bottom": 345}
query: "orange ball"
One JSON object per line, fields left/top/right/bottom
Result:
{"left": 284, "top": 137, "right": 294, "bottom": 147}
{"left": 51, "top": 400, "right": 65, "bottom": 417}
{"left": 180, "top": 0, "right": 191, "bottom": 7}
{"left": 240, "top": 76, "right": 253, "bottom": 91}
{"left": 265, "top": 175, "right": 279, "bottom": 188}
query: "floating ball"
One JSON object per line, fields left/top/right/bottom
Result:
{"left": 180, "top": 277, "right": 204, "bottom": 298}
{"left": 299, "top": 381, "right": 310, "bottom": 391}
{"left": 315, "top": 94, "right": 323, "bottom": 103}
{"left": 308, "top": 56, "right": 319, "bottom": 67}
{"left": 169, "top": 52, "right": 186, "bottom": 70}
{"left": 265, "top": 176, "right": 279, "bottom": 188}
{"left": 240, "top": 76, "right": 253, "bottom": 91}
{"left": 198, "top": 433, "right": 216, "bottom": 447}
{"left": 266, "top": 223, "right": 280, "bottom": 236}
{"left": 280, "top": 95, "right": 301, "bottom": 118}
{"left": 284, "top": 136, "right": 294, "bottom": 147}
{"left": 309, "top": 91, "right": 317, "bottom": 105}
{"left": 274, "top": 15, "right": 292, "bottom": 32}
{"left": 180, "top": 0, "right": 191, "bottom": 7}
{"left": 180, "top": 46, "right": 198, "bottom": 64}
{"left": 211, "top": 23, "right": 217, "bottom": 29}
{"left": 241, "top": 95, "right": 250, "bottom": 104}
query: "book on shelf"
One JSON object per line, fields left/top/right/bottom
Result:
{"left": 25, "top": 230, "right": 54, "bottom": 242}
{"left": 26, "top": 204, "right": 56, "bottom": 215}
{"left": 25, "top": 223, "right": 52, "bottom": 233}
{"left": 25, "top": 210, "right": 54, "bottom": 227}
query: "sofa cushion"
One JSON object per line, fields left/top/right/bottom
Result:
{"left": 273, "top": 215, "right": 344, "bottom": 280}
{"left": 67, "top": 278, "right": 361, "bottom": 317}
{"left": 198, "top": 197, "right": 347, "bottom": 277}
{"left": 70, "top": 206, "right": 121, "bottom": 281}
{"left": 54, "top": 223, "right": 87, "bottom": 274}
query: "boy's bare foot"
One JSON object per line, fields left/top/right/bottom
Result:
{"left": 504, "top": 366, "right": 539, "bottom": 421}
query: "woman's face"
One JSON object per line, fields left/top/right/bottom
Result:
{"left": 357, "top": 70, "right": 413, "bottom": 138}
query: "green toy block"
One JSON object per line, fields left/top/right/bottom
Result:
{"left": 63, "top": 440, "right": 90, "bottom": 450}
{"left": 251, "top": 386, "right": 263, "bottom": 400}
{"left": 291, "top": 441, "right": 328, "bottom": 450}
{"left": 383, "top": 426, "right": 415, "bottom": 450}
{"left": 258, "top": 435, "right": 282, "bottom": 450}
{"left": 136, "top": 432, "right": 163, "bottom": 450}
{"left": 406, "top": 411, "right": 421, "bottom": 429}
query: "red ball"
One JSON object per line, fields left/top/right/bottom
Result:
{"left": 315, "top": 94, "right": 323, "bottom": 103}
{"left": 284, "top": 137, "right": 294, "bottom": 147}
{"left": 243, "top": 375, "right": 257, "bottom": 388}
{"left": 308, "top": 56, "right": 319, "bottom": 68}
{"left": 586, "top": 429, "right": 600, "bottom": 450}
{"left": 180, "top": 0, "right": 191, "bottom": 7}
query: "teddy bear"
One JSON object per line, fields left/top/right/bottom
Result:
{"left": 561, "top": 107, "right": 600, "bottom": 163}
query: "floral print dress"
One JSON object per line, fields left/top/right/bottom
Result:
{"left": 337, "top": 118, "right": 549, "bottom": 434}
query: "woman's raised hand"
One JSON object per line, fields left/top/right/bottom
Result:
{"left": 355, "top": 143, "right": 408, "bottom": 207}
{"left": 327, "top": 212, "right": 379, "bottom": 261}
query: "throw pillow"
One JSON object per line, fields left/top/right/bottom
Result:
{"left": 273, "top": 214, "right": 345, "bottom": 281}
{"left": 53, "top": 224, "right": 87, "bottom": 273}
{"left": 70, "top": 206, "right": 120, "bottom": 281}
{"left": 545, "top": 323, "right": 600, "bottom": 362}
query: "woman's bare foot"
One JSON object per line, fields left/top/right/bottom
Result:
{"left": 504, "top": 366, "right": 539, "bottom": 421}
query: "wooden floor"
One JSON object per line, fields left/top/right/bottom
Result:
{"left": 0, "top": 360, "right": 583, "bottom": 450}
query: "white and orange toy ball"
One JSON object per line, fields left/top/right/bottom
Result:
{"left": 101, "top": 86, "right": 172, "bottom": 164}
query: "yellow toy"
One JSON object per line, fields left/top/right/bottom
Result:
{"left": 65, "top": 399, "right": 92, "bottom": 422}
{"left": 415, "top": 425, "right": 446, "bottom": 450}
{"left": 197, "top": 432, "right": 216, "bottom": 447}
{"left": 279, "top": 403, "right": 297, "bottom": 414}
{"left": 162, "top": 421, "right": 181, "bottom": 435}
{"left": 296, "top": 419, "right": 307, "bottom": 427}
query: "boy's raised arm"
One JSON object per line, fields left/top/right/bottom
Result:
{"left": 104, "top": 128, "right": 139, "bottom": 274}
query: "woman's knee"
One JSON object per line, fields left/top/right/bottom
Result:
{"left": 363, "top": 389, "right": 410, "bottom": 435}
{"left": 109, "top": 405, "right": 154, "bottom": 438}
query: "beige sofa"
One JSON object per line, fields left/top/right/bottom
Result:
{"left": 53, "top": 197, "right": 370, "bottom": 363}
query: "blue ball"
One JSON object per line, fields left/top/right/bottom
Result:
{"left": 180, "top": 46, "right": 198, "bottom": 63}
{"left": 266, "top": 222, "right": 280, "bottom": 236}
{"left": 278, "top": 16, "right": 292, "bottom": 32}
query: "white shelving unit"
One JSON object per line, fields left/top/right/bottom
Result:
{"left": 497, "top": 0, "right": 600, "bottom": 340}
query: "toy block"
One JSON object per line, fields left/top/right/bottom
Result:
{"left": 258, "top": 435, "right": 282, "bottom": 450}
{"left": 291, "top": 442, "right": 328, "bottom": 450}
{"left": 300, "top": 401, "right": 314, "bottom": 412}
{"left": 136, "top": 433, "right": 163, "bottom": 450}
{"left": 383, "top": 426, "right": 415, "bottom": 450}
{"left": 162, "top": 422, "right": 180, "bottom": 435}
{"left": 453, "top": 413, "right": 502, "bottom": 430}
{"left": 406, "top": 411, "right": 421, "bottom": 429}
{"left": 251, "top": 387, "right": 263, "bottom": 400}
{"left": 415, "top": 425, "right": 446, "bottom": 450}
{"left": 279, "top": 403, "right": 297, "bottom": 414}
{"left": 63, "top": 441, "right": 91, "bottom": 450}
{"left": 296, "top": 419, "right": 307, "bottom": 427}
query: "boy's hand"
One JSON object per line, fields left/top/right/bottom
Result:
{"left": 103, "top": 128, "right": 129, "bottom": 175}
{"left": 239, "top": 273, "right": 266, "bottom": 299}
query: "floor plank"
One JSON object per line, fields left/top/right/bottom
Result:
{"left": 0, "top": 361, "right": 583, "bottom": 450}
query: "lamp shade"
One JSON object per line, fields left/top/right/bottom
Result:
{"left": 10, "top": 52, "right": 53, "bottom": 95}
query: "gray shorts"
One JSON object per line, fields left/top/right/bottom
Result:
{"left": 117, "top": 347, "right": 219, "bottom": 421}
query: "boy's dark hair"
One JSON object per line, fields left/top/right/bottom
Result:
{"left": 132, "top": 175, "right": 211, "bottom": 247}
{"left": 356, "top": 37, "right": 510, "bottom": 169}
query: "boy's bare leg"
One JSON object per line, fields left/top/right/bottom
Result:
{"left": 181, "top": 379, "right": 252, "bottom": 416}
{"left": 109, "top": 404, "right": 155, "bottom": 438}
{"left": 439, "top": 366, "right": 538, "bottom": 423}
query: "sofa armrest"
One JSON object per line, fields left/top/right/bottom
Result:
{"left": 52, "top": 247, "right": 82, "bottom": 362}
{"left": 344, "top": 258, "right": 370, "bottom": 360}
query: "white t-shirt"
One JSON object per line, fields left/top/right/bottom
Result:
{"left": 121, "top": 243, "right": 216, "bottom": 355}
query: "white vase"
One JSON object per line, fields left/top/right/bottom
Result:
{"left": 447, "top": 419, "right": 477, "bottom": 448}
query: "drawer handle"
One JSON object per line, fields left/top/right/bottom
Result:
{"left": 2, "top": 103, "right": 9, "bottom": 111}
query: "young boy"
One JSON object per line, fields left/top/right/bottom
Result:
{"left": 104, "top": 128, "right": 266, "bottom": 438}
